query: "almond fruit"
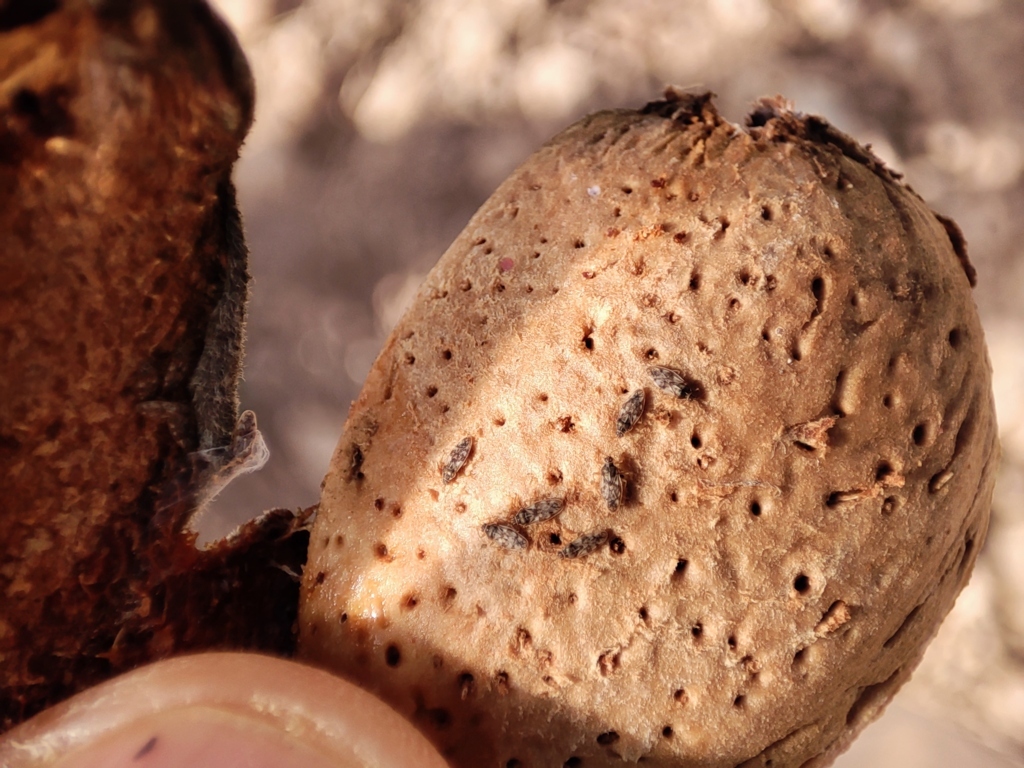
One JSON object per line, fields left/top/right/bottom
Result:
{"left": 298, "top": 92, "right": 998, "bottom": 767}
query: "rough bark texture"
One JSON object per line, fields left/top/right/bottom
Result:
{"left": 0, "top": 0, "right": 307, "bottom": 732}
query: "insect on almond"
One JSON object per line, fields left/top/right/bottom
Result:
{"left": 442, "top": 436, "right": 473, "bottom": 484}
{"left": 600, "top": 457, "right": 625, "bottom": 511}
{"left": 649, "top": 365, "right": 701, "bottom": 399}
{"left": 482, "top": 523, "right": 528, "bottom": 550}
{"left": 615, "top": 389, "right": 646, "bottom": 436}
{"left": 558, "top": 530, "right": 609, "bottom": 559}
{"left": 511, "top": 497, "right": 564, "bottom": 526}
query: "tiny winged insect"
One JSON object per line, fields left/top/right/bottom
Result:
{"left": 615, "top": 389, "right": 646, "bottom": 436}
{"left": 601, "top": 456, "right": 625, "bottom": 511}
{"left": 512, "top": 497, "right": 564, "bottom": 526}
{"left": 482, "top": 522, "right": 529, "bottom": 550}
{"left": 649, "top": 365, "right": 700, "bottom": 399}
{"left": 442, "top": 436, "right": 474, "bottom": 484}
{"left": 559, "top": 530, "right": 609, "bottom": 559}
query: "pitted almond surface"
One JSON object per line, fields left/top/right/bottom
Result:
{"left": 299, "top": 94, "right": 997, "bottom": 768}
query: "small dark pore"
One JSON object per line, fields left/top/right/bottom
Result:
{"left": 948, "top": 328, "right": 963, "bottom": 348}
{"left": 609, "top": 537, "right": 627, "bottom": 555}
{"left": 794, "top": 574, "right": 811, "bottom": 594}
{"left": 583, "top": 335, "right": 594, "bottom": 350}
{"left": 761, "top": 205, "right": 773, "bottom": 221}
{"left": 596, "top": 731, "right": 620, "bottom": 746}
{"left": 564, "top": 758, "right": 582, "bottom": 768}
{"left": 811, "top": 277, "right": 825, "bottom": 316}
{"left": 733, "top": 694, "right": 746, "bottom": 708}
{"left": 750, "top": 501, "right": 762, "bottom": 517}
{"left": 689, "top": 273, "right": 701, "bottom": 290}
{"left": 374, "top": 498, "right": 384, "bottom": 510}
{"left": 690, "top": 433, "right": 702, "bottom": 449}
{"left": 458, "top": 672, "right": 475, "bottom": 700}
{"left": 426, "top": 708, "right": 451, "bottom": 729}
{"left": 385, "top": 644, "right": 401, "bottom": 666}
{"left": 662, "top": 725, "right": 674, "bottom": 738}
{"left": 427, "top": 385, "right": 438, "bottom": 398}
{"left": 913, "top": 423, "right": 928, "bottom": 446}
{"left": 691, "top": 623, "right": 703, "bottom": 639}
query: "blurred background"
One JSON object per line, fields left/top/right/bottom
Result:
{"left": 203, "top": 0, "right": 1024, "bottom": 764}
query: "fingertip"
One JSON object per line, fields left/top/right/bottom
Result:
{"left": 0, "top": 653, "right": 449, "bottom": 768}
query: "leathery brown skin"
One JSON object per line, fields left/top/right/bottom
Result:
{"left": 0, "top": 1, "right": 308, "bottom": 731}
{"left": 299, "top": 93, "right": 998, "bottom": 767}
